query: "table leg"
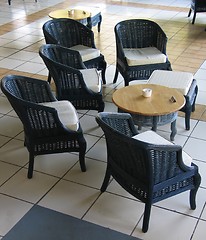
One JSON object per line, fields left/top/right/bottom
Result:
{"left": 170, "top": 120, "right": 177, "bottom": 141}
{"left": 152, "top": 117, "right": 158, "bottom": 132}
{"left": 87, "top": 17, "right": 92, "bottom": 29}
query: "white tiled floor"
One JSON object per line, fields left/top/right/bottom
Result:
{"left": 0, "top": 0, "right": 206, "bottom": 239}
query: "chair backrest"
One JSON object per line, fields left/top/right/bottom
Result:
{"left": 96, "top": 112, "right": 153, "bottom": 200}
{"left": 42, "top": 18, "right": 95, "bottom": 48}
{"left": 115, "top": 19, "right": 167, "bottom": 53}
{"left": 39, "top": 44, "right": 88, "bottom": 98}
{"left": 1, "top": 75, "right": 60, "bottom": 137}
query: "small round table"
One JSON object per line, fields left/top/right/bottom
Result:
{"left": 49, "top": 9, "right": 91, "bottom": 21}
{"left": 112, "top": 84, "right": 185, "bottom": 141}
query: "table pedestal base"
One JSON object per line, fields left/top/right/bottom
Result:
{"left": 118, "top": 109, "right": 178, "bottom": 141}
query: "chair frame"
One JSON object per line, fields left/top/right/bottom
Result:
{"left": 1, "top": 75, "right": 87, "bottom": 179}
{"left": 39, "top": 44, "right": 105, "bottom": 112}
{"left": 113, "top": 19, "right": 172, "bottom": 86}
{"left": 96, "top": 112, "right": 201, "bottom": 232}
{"left": 42, "top": 18, "right": 107, "bottom": 84}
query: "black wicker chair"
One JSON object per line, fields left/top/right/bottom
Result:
{"left": 42, "top": 18, "right": 107, "bottom": 84}
{"left": 39, "top": 44, "right": 105, "bottom": 112}
{"left": 113, "top": 19, "right": 172, "bottom": 86}
{"left": 1, "top": 75, "right": 87, "bottom": 179}
{"left": 96, "top": 112, "right": 201, "bottom": 233}
{"left": 188, "top": 0, "right": 206, "bottom": 24}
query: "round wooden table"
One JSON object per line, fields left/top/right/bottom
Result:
{"left": 113, "top": 84, "right": 185, "bottom": 141}
{"left": 49, "top": 9, "right": 91, "bottom": 21}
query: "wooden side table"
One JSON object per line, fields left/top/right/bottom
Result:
{"left": 113, "top": 84, "right": 185, "bottom": 141}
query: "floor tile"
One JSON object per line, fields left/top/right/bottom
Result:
{"left": 132, "top": 206, "right": 198, "bottom": 240}
{"left": 0, "top": 168, "right": 58, "bottom": 203}
{"left": 192, "top": 220, "right": 206, "bottom": 240}
{"left": 64, "top": 158, "right": 107, "bottom": 189}
{"left": 0, "top": 194, "right": 32, "bottom": 236}
{"left": 84, "top": 192, "right": 144, "bottom": 235}
{"left": 38, "top": 179, "right": 100, "bottom": 218}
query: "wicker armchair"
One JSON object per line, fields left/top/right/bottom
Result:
{"left": 1, "top": 75, "right": 87, "bottom": 179}
{"left": 96, "top": 112, "right": 201, "bottom": 233}
{"left": 42, "top": 18, "right": 107, "bottom": 84}
{"left": 113, "top": 19, "right": 172, "bottom": 86}
{"left": 188, "top": 0, "right": 206, "bottom": 24}
{"left": 39, "top": 44, "right": 105, "bottom": 112}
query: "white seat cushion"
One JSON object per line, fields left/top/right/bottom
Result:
{"left": 148, "top": 70, "right": 193, "bottom": 95}
{"left": 123, "top": 47, "right": 167, "bottom": 66}
{"left": 132, "top": 130, "right": 192, "bottom": 167}
{"left": 69, "top": 45, "right": 100, "bottom": 62}
{"left": 80, "top": 68, "right": 101, "bottom": 93}
{"left": 40, "top": 101, "right": 79, "bottom": 131}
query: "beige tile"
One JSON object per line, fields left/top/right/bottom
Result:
{"left": 0, "top": 139, "right": 28, "bottom": 166}
{"left": 39, "top": 179, "right": 100, "bottom": 218}
{"left": 84, "top": 192, "right": 144, "bottom": 235}
{"left": 133, "top": 206, "right": 198, "bottom": 239}
{"left": 0, "top": 168, "right": 59, "bottom": 203}
{"left": 64, "top": 158, "right": 107, "bottom": 189}
{"left": 0, "top": 194, "right": 32, "bottom": 236}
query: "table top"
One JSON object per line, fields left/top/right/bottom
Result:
{"left": 112, "top": 84, "right": 185, "bottom": 116}
{"left": 49, "top": 9, "right": 91, "bottom": 20}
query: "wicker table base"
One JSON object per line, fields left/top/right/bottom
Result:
{"left": 123, "top": 110, "right": 178, "bottom": 141}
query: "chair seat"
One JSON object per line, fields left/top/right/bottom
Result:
{"left": 40, "top": 100, "right": 79, "bottom": 131}
{"left": 70, "top": 45, "right": 100, "bottom": 62}
{"left": 147, "top": 70, "right": 194, "bottom": 95}
{"left": 132, "top": 130, "right": 192, "bottom": 167}
{"left": 123, "top": 47, "right": 167, "bottom": 66}
{"left": 80, "top": 68, "right": 101, "bottom": 93}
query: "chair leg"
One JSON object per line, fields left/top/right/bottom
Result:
{"left": 47, "top": 72, "right": 52, "bottom": 84}
{"left": 142, "top": 202, "right": 152, "bottom": 233}
{"left": 113, "top": 67, "right": 119, "bottom": 84}
{"left": 101, "top": 63, "right": 107, "bottom": 85}
{"left": 79, "top": 141, "right": 87, "bottom": 172}
{"left": 8, "top": 0, "right": 11, "bottom": 4}
{"left": 100, "top": 166, "right": 111, "bottom": 192}
{"left": 192, "top": 12, "right": 196, "bottom": 24}
{"left": 98, "top": 15, "right": 102, "bottom": 33}
{"left": 188, "top": 9, "right": 192, "bottom": 17}
{"left": 190, "top": 173, "right": 201, "bottom": 210}
{"left": 27, "top": 153, "right": 34, "bottom": 179}
{"left": 185, "top": 108, "right": 192, "bottom": 130}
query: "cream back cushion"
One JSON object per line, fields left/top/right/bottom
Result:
{"left": 80, "top": 68, "right": 101, "bottom": 93}
{"left": 69, "top": 45, "right": 100, "bottom": 62}
{"left": 148, "top": 70, "right": 193, "bottom": 95}
{"left": 132, "top": 130, "right": 192, "bottom": 167}
{"left": 123, "top": 47, "right": 166, "bottom": 66}
{"left": 40, "top": 101, "right": 79, "bottom": 131}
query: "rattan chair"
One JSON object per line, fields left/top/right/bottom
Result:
{"left": 188, "top": 0, "right": 206, "bottom": 24}
{"left": 96, "top": 112, "right": 201, "bottom": 233}
{"left": 1, "top": 75, "right": 87, "bottom": 179}
{"left": 113, "top": 19, "right": 172, "bottom": 86}
{"left": 42, "top": 18, "right": 107, "bottom": 84}
{"left": 39, "top": 44, "right": 105, "bottom": 112}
